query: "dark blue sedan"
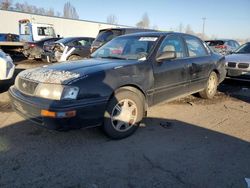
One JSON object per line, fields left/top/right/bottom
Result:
{"left": 9, "top": 32, "right": 226, "bottom": 139}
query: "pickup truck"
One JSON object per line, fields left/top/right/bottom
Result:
{"left": 9, "top": 32, "right": 226, "bottom": 139}
{"left": 0, "top": 19, "right": 56, "bottom": 55}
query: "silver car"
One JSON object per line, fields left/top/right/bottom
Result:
{"left": 225, "top": 42, "right": 250, "bottom": 77}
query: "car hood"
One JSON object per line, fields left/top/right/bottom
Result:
{"left": 18, "top": 58, "right": 139, "bottom": 84}
{"left": 225, "top": 53, "right": 250, "bottom": 63}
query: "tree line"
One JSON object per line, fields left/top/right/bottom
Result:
{"left": 0, "top": 0, "right": 79, "bottom": 19}
{"left": 2, "top": 1, "right": 246, "bottom": 41}
{"left": 0, "top": 0, "right": 193, "bottom": 34}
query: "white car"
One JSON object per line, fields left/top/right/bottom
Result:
{"left": 225, "top": 42, "right": 250, "bottom": 77}
{"left": 0, "top": 49, "right": 15, "bottom": 80}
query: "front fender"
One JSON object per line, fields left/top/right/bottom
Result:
{"left": 73, "top": 61, "right": 154, "bottom": 102}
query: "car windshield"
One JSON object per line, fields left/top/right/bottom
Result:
{"left": 234, "top": 43, "right": 250, "bottom": 54}
{"left": 95, "top": 30, "right": 122, "bottom": 43}
{"left": 206, "top": 40, "right": 225, "bottom": 46}
{"left": 91, "top": 36, "right": 158, "bottom": 60}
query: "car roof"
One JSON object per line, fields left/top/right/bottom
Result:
{"left": 59, "top": 37, "right": 94, "bottom": 40}
{"left": 115, "top": 31, "right": 197, "bottom": 38}
{"left": 55, "top": 37, "right": 95, "bottom": 43}
{"left": 37, "top": 37, "right": 61, "bottom": 42}
{"left": 99, "top": 27, "right": 157, "bottom": 32}
{"left": 205, "top": 39, "right": 237, "bottom": 42}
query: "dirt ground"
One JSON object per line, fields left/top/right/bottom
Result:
{"left": 0, "top": 60, "right": 250, "bottom": 188}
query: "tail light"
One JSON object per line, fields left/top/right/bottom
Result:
{"left": 215, "top": 45, "right": 227, "bottom": 49}
{"left": 90, "top": 47, "right": 98, "bottom": 53}
{"left": 90, "top": 47, "right": 93, "bottom": 53}
{"left": 29, "top": 43, "right": 36, "bottom": 48}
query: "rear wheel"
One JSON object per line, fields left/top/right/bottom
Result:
{"left": 199, "top": 71, "right": 218, "bottom": 99}
{"left": 67, "top": 55, "right": 82, "bottom": 61}
{"left": 103, "top": 90, "right": 144, "bottom": 139}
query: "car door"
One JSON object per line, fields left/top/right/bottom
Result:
{"left": 182, "top": 35, "right": 213, "bottom": 92}
{"left": 152, "top": 34, "right": 190, "bottom": 104}
{"left": 76, "top": 39, "right": 91, "bottom": 57}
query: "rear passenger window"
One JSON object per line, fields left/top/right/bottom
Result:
{"left": 184, "top": 36, "right": 208, "bottom": 57}
{"left": 158, "top": 35, "right": 185, "bottom": 58}
{"left": 228, "top": 41, "right": 234, "bottom": 47}
{"left": 234, "top": 41, "right": 240, "bottom": 48}
{"left": 78, "top": 39, "right": 91, "bottom": 46}
{"left": 68, "top": 40, "right": 80, "bottom": 46}
{"left": 96, "top": 30, "right": 122, "bottom": 43}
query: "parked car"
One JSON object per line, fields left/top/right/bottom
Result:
{"left": 90, "top": 28, "right": 157, "bottom": 53}
{"left": 225, "top": 42, "right": 250, "bottom": 78}
{"left": 42, "top": 37, "right": 94, "bottom": 62}
{"left": 0, "top": 49, "right": 15, "bottom": 81}
{"left": 22, "top": 37, "right": 61, "bottom": 60}
{"left": 0, "top": 33, "right": 19, "bottom": 42}
{"left": 9, "top": 32, "right": 226, "bottom": 139}
{"left": 0, "top": 33, "right": 21, "bottom": 55}
{"left": 205, "top": 39, "right": 240, "bottom": 55}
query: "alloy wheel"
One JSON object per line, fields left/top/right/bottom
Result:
{"left": 111, "top": 99, "right": 138, "bottom": 132}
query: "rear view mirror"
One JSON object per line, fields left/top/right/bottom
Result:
{"left": 156, "top": 51, "right": 176, "bottom": 62}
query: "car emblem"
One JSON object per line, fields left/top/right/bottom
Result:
{"left": 22, "top": 82, "right": 27, "bottom": 89}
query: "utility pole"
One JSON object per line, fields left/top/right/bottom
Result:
{"left": 202, "top": 17, "right": 206, "bottom": 40}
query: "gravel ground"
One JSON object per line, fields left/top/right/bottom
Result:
{"left": 0, "top": 60, "right": 250, "bottom": 188}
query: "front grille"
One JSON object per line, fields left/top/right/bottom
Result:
{"left": 227, "top": 62, "right": 236, "bottom": 68}
{"left": 238, "top": 63, "right": 249, "bottom": 69}
{"left": 12, "top": 99, "right": 43, "bottom": 125}
{"left": 16, "top": 77, "right": 39, "bottom": 95}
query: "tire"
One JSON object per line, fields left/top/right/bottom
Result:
{"left": 67, "top": 55, "right": 82, "bottom": 61}
{"left": 199, "top": 71, "right": 218, "bottom": 99}
{"left": 103, "top": 90, "right": 144, "bottom": 139}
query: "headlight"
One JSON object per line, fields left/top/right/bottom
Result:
{"left": 35, "top": 83, "right": 79, "bottom": 100}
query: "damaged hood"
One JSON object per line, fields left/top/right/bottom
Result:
{"left": 18, "top": 58, "right": 138, "bottom": 84}
{"left": 225, "top": 53, "right": 250, "bottom": 63}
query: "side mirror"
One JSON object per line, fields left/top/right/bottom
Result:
{"left": 156, "top": 51, "right": 176, "bottom": 62}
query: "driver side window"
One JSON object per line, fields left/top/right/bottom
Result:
{"left": 158, "top": 35, "right": 185, "bottom": 58}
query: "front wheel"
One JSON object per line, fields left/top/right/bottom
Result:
{"left": 103, "top": 90, "right": 144, "bottom": 139}
{"left": 199, "top": 71, "right": 218, "bottom": 99}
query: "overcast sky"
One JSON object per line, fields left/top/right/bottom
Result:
{"left": 15, "top": 0, "right": 250, "bottom": 39}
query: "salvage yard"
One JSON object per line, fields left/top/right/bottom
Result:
{"left": 1, "top": 0, "right": 250, "bottom": 187}
{"left": 0, "top": 61, "right": 250, "bottom": 187}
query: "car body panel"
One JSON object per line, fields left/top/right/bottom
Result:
{"left": 22, "top": 37, "right": 61, "bottom": 59}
